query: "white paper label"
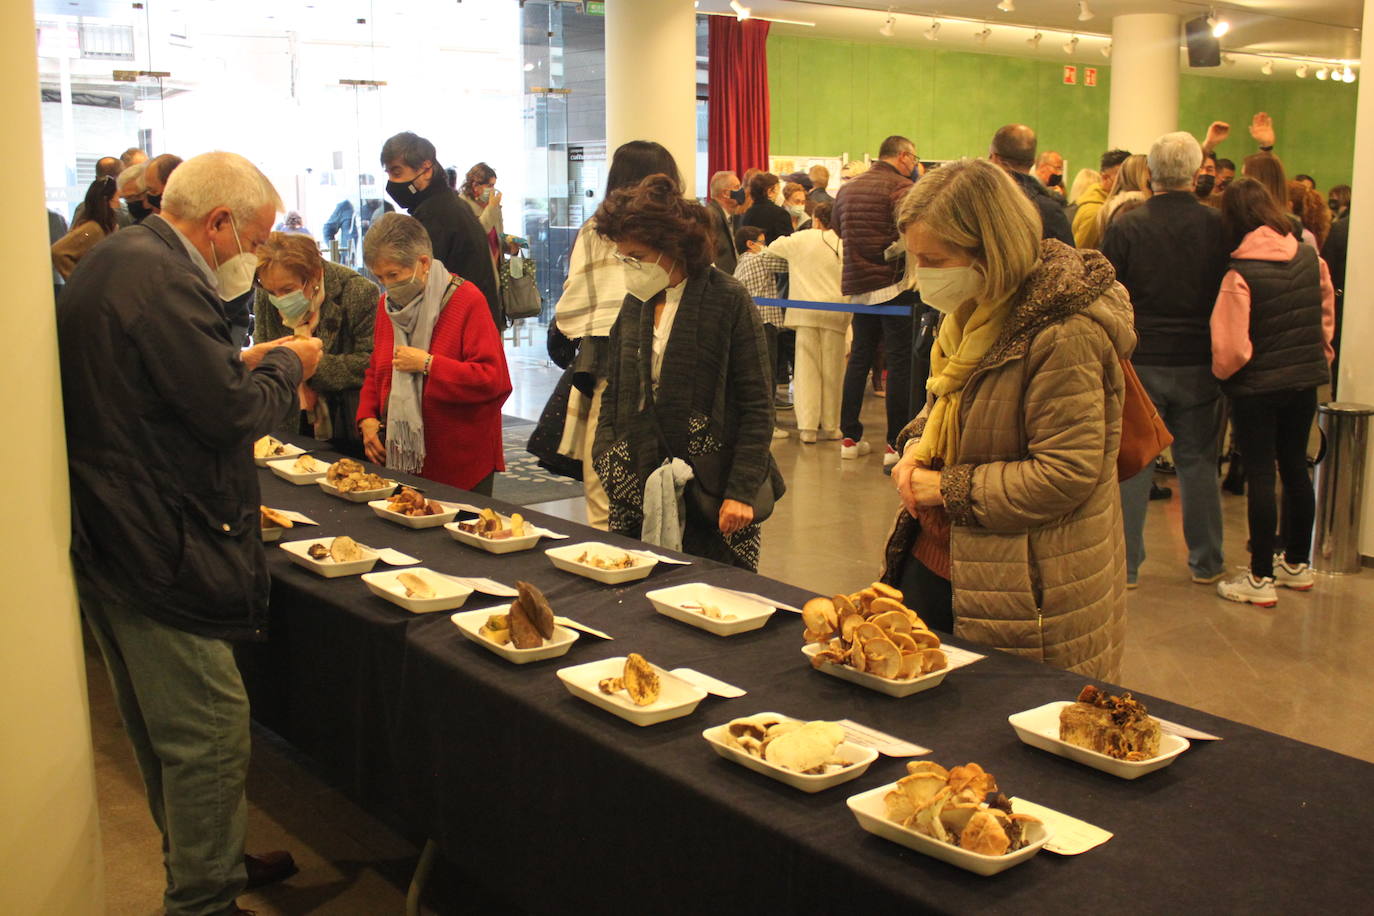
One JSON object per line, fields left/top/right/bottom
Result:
{"left": 1154, "top": 717, "right": 1222, "bottom": 741}
{"left": 629, "top": 549, "right": 693, "bottom": 565}
{"left": 442, "top": 575, "right": 519, "bottom": 597}
{"left": 372, "top": 547, "right": 420, "bottom": 566}
{"left": 940, "top": 644, "right": 986, "bottom": 670}
{"left": 835, "top": 719, "right": 931, "bottom": 757}
{"left": 713, "top": 587, "right": 802, "bottom": 613}
{"left": 276, "top": 510, "right": 318, "bottom": 526}
{"left": 668, "top": 668, "right": 747, "bottom": 698}
{"left": 1009, "top": 797, "right": 1113, "bottom": 855}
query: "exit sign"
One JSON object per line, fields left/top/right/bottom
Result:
{"left": 1084, "top": 67, "right": 1099, "bottom": 87}
{"left": 1063, "top": 65, "right": 1078, "bottom": 85}
{"left": 584, "top": 1, "right": 605, "bottom": 15}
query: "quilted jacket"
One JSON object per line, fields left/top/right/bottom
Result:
{"left": 831, "top": 160, "right": 913, "bottom": 296}
{"left": 882, "top": 240, "right": 1135, "bottom": 680}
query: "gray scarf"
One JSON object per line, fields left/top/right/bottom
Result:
{"left": 385, "top": 258, "right": 455, "bottom": 474}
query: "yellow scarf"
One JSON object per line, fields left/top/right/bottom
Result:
{"left": 912, "top": 298, "right": 1009, "bottom": 467}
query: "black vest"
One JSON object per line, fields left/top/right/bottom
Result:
{"left": 1222, "top": 241, "right": 1329, "bottom": 397}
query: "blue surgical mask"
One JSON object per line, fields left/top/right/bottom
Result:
{"left": 269, "top": 288, "right": 313, "bottom": 325}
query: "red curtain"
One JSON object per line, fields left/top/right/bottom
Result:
{"left": 708, "top": 16, "right": 771, "bottom": 181}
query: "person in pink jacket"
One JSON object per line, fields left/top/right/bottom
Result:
{"left": 1210, "top": 178, "right": 1335, "bottom": 607}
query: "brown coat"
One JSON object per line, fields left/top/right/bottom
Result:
{"left": 51, "top": 220, "right": 110, "bottom": 280}
{"left": 883, "top": 240, "right": 1135, "bottom": 680}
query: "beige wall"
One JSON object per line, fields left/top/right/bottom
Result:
{"left": 0, "top": 3, "right": 104, "bottom": 912}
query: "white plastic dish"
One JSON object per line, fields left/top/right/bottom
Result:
{"left": 279, "top": 536, "right": 380, "bottom": 578}
{"left": 267, "top": 455, "right": 330, "bottom": 485}
{"left": 451, "top": 605, "right": 579, "bottom": 664}
{"left": 368, "top": 498, "right": 459, "bottom": 529}
{"left": 362, "top": 568, "right": 472, "bottom": 613}
{"left": 846, "top": 783, "right": 1052, "bottom": 876}
{"left": 254, "top": 440, "right": 306, "bottom": 468}
{"left": 556, "top": 656, "right": 706, "bottom": 726}
{"left": 445, "top": 518, "right": 542, "bottom": 554}
{"left": 801, "top": 643, "right": 950, "bottom": 697}
{"left": 260, "top": 524, "right": 285, "bottom": 543}
{"left": 546, "top": 542, "right": 657, "bottom": 585}
{"left": 1008, "top": 700, "right": 1190, "bottom": 779}
{"left": 647, "top": 583, "right": 775, "bottom": 636}
{"left": 318, "top": 476, "right": 398, "bottom": 503}
{"left": 701, "top": 717, "right": 878, "bottom": 793}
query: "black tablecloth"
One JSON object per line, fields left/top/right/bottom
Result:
{"left": 245, "top": 443, "right": 1374, "bottom": 913}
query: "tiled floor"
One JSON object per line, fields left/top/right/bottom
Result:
{"left": 91, "top": 354, "right": 1374, "bottom": 913}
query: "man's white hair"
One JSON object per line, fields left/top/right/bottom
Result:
{"left": 116, "top": 162, "right": 147, "bottom": 196}
{"left": 1147, "top": 132, "right": 1203, "bottom": 192}
{"left": 161, "top": 151, "right": 283, "bottom": 226}
{"left": 708, "top": 170, "right": 739, "bottom": 199}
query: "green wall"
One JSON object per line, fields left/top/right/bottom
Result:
{"left": 768, "top": 34, "right": 1358, "bottom": 188}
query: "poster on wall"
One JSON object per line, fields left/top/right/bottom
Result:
{"left": 769, "top": 155, "right": 846, "bottom": 196}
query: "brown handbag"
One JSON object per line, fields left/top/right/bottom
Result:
{"left": 1116, "top": 359, "right": 1174, "bottom": 479}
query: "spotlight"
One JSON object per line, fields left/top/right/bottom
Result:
{"left": 1316, "top": 67, "right": 1329, "bottom": 80}
{"left": 1342, "top": 66, "right": 1356, "bottom": 83}
{"left": 997, "top": 0, "right": 1015, "bottom": 11}
{"left": 1101, "top": 43, "right": 1112, "bottom": 58}
{"left": 1207, "top": 8, "right": 1229, "bottom": 38}
{"left": 1223, "top": 54, "right": 1237, "bottom": 66}
{"left": 729, "top": 0, "right": 750, "bottom": 21}
{"left": 974, "top": 26, "right": 991, "bottom": 44}
{"left": 1296, "top": 64, "right": 1308, "bottom": 78}
{"left": 879, "top": 14, "right": 895, "bottom": 37}
{"left": 923, "top": 19, "right": 941, "bottom": 41}
{"left": 1260, "top": 59, "right": 1273, "bottom": 75}
{"left": 1063, "top": 35, "right": 1079, "bottom": 54}
{"left": 1077, "top": 2, "right": 1093, "bottom": 23}
{"left": 1026, "top": 31, "right": 1042, "bottom": 49}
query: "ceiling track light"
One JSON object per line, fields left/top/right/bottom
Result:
{"left": 1316, "top": 67, "right": 1329, "bottom": 80}
{"left": 1207, "top": 7, "right": 1230, "bottom": 38}
{"left": 997, "top": 0, "right": 1015, "bottom": 12}
{"left": 924, "top": 19, "right": 941, "bottom": 41}
{"left": 729, "top": 0, "right": 751, "bottom": 21}
{"left": 1342, "top": 66, "right": 1356, "bottom": 83}
{"left": 1077, "top": 2, "right": 1094, "bottom": 23}
{"left": 1063, "top": 35, "right": 1079, "bottom": 54}
{"left": 1260, "top": 59, "right": 1273, "bottom": 75}
{"left": 974, "top": 26, "right": 991, "bottom": 43}
{"left": 1026, "top": 31, "right": 1042, "bottom": 48}
{"left": 879, "top": 10, "right": 895, "bottom": 38}
{"left": 1101, "top": 43, "right": 1112, "bottom": 58}
{"left": 1295, "top": 64, "right": 1308, "bottom": 78}
{"left": 1223, "top": 54, "right": 1237, "bottom": 66}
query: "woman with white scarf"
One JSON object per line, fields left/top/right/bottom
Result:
{"left": 357, "top": 213, "right": 512, "bottom": 494}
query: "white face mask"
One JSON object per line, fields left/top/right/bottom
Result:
{"left": 210, "top": 217, "right": 256, "bottom": 301}
{"left": 787, "top": 204, "right": 807, "bottom": 220}
{"left": 623, "top": 252, "right": 673, "bottom": 302}
{"left": 915, "top": 265, "right": 983, "bottom": 314}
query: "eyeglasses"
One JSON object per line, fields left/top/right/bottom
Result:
{"left": 613, "top": 252, "right": 645, "bottom": 270}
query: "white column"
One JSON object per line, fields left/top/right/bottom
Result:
{"left": 1107, "top": 14, "right": 1180, "bottom": 153}
{"left": 604, "top": 0, "right": 698, "bottom": 197}
{"left": 0, "top": 2, "right": 105, "bottom": 912}
{"left": 1337, "top": 1, "right": 1374, "bottom": 558}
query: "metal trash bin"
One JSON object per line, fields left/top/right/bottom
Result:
{"left": 1312, "top": 402, "right": 1374, "bottom": 575}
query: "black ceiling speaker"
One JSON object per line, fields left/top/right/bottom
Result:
{"left": 1184, "top": 15, "right": 1221, "bottom": 68}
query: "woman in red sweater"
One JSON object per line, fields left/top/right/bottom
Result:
{"left": 357, "top": 213, "right": 511, "bottom": 494}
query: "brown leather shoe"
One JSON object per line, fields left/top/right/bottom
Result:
{"left": 244, "top": 850, "right": 298, "bottom": 890}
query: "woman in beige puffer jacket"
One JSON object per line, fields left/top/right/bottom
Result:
{"left": 883, "top": 159, "right": 1135, "bottom": 680}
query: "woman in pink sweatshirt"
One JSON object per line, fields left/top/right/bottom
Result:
{"left": 1210, "top": 178, "right": 1335, "bottom": 607}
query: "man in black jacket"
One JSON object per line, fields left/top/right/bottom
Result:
{"left": 705, "top": 169, "right": 741, "bottom": 274}
{"left": 988, "top": 124, "right": 1074, "bottom": 246}
{"left": 381, "top": 131, "right": 503, "bottom": 329}
{"left": 1102, "top": 131, "right": 1230, "bottom": 589}
{"left": 58, "top": 152, "right": 319, "bottom": 916}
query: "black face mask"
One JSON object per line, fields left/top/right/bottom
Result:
{"left": 1329, "top": 200, "right": 1340, "bottom": 213}
{"left": 146, "top": 192, "right": 162, "bottom": 211}
{"left": 1195, "top": 174, "right": 1216, "bottom": 198}
{"left": 127, "top": 199, "right": 152, "bottom": 222}
{"left": 387, "top": 180, "right": 420, "bottom": 209}
{"left": 729, "top": 188, "right": 746, "bottom": 206}
{"left": 1046, "top": 172, "right": 1063, "bottom": 187}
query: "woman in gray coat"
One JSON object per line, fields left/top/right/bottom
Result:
{"left": 249, "top": 232, "right": 378, "bottom": 456}
{"left": 592, "top": 175, "right": 783, "bottom": 570}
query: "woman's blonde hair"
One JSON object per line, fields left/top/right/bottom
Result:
{"left": 896, "top": 158, "right": 1040, "bottom": 308}
{"left": 1098, "top": 154, "right": 1151, "bottom": 236}
{"left": 1066, "top": 167, "right": 1100, "bottom": 205}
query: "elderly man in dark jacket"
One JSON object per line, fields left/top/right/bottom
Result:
{"left": 58, "top": 151, "right": 319, "bottom": 916}
{"left": 832, "top": 135, "right": 922, "bottom": 465}
{"left": 381, "top": 131, "right": 503, "bottom": 330}
{"left": 1102, "top": 131, "right": 1230, "bottom": 588}
{"left": 988, "top": 124, "right": 1075, "bottom": 247}
{"left": 705, "top": 169, "right": 741, "bottom": 274}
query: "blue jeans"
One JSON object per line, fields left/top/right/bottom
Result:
{"left": 1119, "top": 364, "right": 1225, "bottom": 581}
{"left": 80, "top": 575, "right": 250, "bottom": 916}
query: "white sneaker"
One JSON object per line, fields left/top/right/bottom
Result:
{"left": 772, "top": 427, "right": 790, "bottom": 440}
{"left": 799, "top": 429, "right": 818, "bottom": 444}
{"left": 1273, "top": 555, "right": 1315, "bottom": 590}
{"left": 883, "top": 445, "right": 900, "bottom": 468}
{"left": 840, "top": 438, "right": 871, "bottom": 459}
{"left": 1216, "top": 573, "right": 1278, "bottom": 607}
